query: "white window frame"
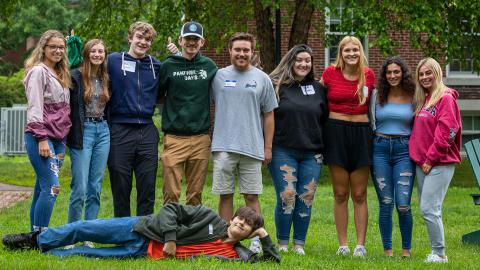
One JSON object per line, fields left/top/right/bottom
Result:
{"left": 324, "top": 0, "right": 368, "bottom": 68}
{"left": 446, "top": 22, "right": 479, "bottom": 78}
{"left": 461, "top": 114, "right": 480, "bottom": 135}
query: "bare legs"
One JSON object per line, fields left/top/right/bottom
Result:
{"left": 218, "top": 193, "right": 261, "bottom": 221}
{"left": 330, "top": 165, "right": 369, "bottom": 246}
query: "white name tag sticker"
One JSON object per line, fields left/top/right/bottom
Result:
{"left": 301, "top": 85, "right": 315, "bottom": 95}
{"left": 122, "top": 60, "right": 136, "bottom": 73}
{"left": 224, "top": 80, "right": 236, "bottom": 88}
{"left": 208, "top": 224, "right": 213, "bottom": 235}
{"left": 363, "top": 86, "right": 369, "bottom": 97}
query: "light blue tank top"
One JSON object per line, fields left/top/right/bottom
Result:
{"left": 375, "top": 103, "right": 414, "bottom": 136}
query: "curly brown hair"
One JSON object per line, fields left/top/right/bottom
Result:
{"left": 377, "top": 56, "right": 415, "bottom": 106}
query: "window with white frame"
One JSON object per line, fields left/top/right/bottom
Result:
{"left": 461, "top": 115, "right": 480, "bottom": 148}
{"left": 447, "top": 21, "right": 479, "bottom": 77}
{"left": 324, "top": 0, "right": 368, "bottom": 67}
{"left": 462, "top": 115, "right": 480, "bottom": 134}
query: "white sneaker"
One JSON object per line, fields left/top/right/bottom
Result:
{"left": 336, "top": 246, "right": 350, "bottom": 255}
{"left": 249, "top": 239, "right": 262, "bottom": 254}
{"left": 353, "top": 245, "right": 367, "bottom": 257}
{"left": 63, "top": 244, "right": 75, "bottom": 250}
{"left": 278, "top": 245, "right": 288, "bottom": 252}
{"left": 292, "top": 246, "right": 305, "bottom": 255}
{"left": 84, "top": 241, "right": 95, "bottom": 248}
{"left": 425, "top": 253, "right": 448, "bottom": 263}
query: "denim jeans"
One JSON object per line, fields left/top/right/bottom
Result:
{"left": 372, "top": 136, "right": 414, "bottom": 250}
{"left": 38, "top": 216, "right": 148, "bottom": 258}
{"left": 68, "top": 121, "right": 110, "bottom": 223}
{"left": 268, "top": 145, "right": 322, "bottom": 245}
{"left": 25, "top": 132, "right": 66, "bottom": 231}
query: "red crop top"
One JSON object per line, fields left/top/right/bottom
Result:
{"left": 321, "top": 65, "right": 375, "bottom": 115}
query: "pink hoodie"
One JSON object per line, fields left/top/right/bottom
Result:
{"left": 24, "top": 63, "right": 71, "bottom": 141}
{"left": 409, "top": 88, "right": 462, "bottom": 166}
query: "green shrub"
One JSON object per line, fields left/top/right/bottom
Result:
{"left": 0, "top": 69, "right": 26, "bottom": 107}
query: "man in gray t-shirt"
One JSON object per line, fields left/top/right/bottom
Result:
{"left": 211, "top": 34, "right": 277, "bottom": 253}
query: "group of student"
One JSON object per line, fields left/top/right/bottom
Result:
{"left": 2, "top": 20, "right": 462, "bottom": 264}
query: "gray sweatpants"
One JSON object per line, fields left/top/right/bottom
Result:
{"left": 416, "top": 164, "right": 455, "bottom": 256}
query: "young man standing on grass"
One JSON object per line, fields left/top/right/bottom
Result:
{"left": 159, "top": 21, "right": 217, "bottom": 206}
{"left": 210, "top": 32, "right": 278, "bottom": 253}
{"left": 106, "top": 21, "right": 161, "bottom": 217}
{"left": 2, "top": 203, "right": 280, "bottom": 263}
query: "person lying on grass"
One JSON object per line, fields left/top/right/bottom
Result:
{"left": 2, "top": 203, "right": 280, "bottom": 263}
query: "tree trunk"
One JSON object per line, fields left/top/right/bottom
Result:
{"left": 253, "top": 0, "right": 275, "bottom": 73}
{"left": 288, "top": 0, "right": 314, "bottom": 49}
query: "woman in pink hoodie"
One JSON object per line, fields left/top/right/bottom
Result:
{"left": 409, "top": 57, "right": 461, "bottom": 263}
{"left": 24, "top": 30, "right": 71, "bottom": 232}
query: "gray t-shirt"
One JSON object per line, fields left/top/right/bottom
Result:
{"left": 211, "top": 65, "right": 278, "bottom": 160}
{"left": 85, "top": 76, "right": 106, "bottom": 118}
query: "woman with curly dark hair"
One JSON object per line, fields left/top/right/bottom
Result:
{"left": 369, "top": 56, "right": 415, "bottom": 257}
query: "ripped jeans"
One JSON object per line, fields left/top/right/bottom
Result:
{"left": 268, "top": 145, "right": 321, "bottom": 246}
{"left": 372, "top": 136, "right": 414, "bottom": 250}
{"left": 25, "top": 132, "right": 66, "bottom": 231}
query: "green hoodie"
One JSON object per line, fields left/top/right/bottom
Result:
{"left": 159, "top": 53, "right": 218, "bottom": 135}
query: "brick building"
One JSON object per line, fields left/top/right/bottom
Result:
{"left": 201, "top": 7, "right": 480, "bottom": 144}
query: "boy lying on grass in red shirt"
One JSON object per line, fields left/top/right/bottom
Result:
{"left": 3, "top": 203, "right": 280, "bottom": 263}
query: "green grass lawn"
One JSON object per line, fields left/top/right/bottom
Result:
{"left": 0, "top": 155, "right": 479, "bottom": 269}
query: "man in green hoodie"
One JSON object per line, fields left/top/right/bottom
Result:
{"left": 158, "top": 22, "right": 218, "bottom": 206}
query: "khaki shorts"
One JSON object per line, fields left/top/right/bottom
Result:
{"left": 212, "top": 151, "right": 263, "bottom": 195}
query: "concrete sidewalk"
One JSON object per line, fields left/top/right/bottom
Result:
{"left": 0, "top": 182, "right": 33, "bottom": 191}
{"left": 0, "top": 182, "right": 32, "bottom": 209}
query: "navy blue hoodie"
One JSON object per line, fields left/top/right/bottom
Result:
{"left": 107, "top": 52, "right": 161, "bottom": 124}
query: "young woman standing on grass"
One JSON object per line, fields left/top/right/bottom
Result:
{"left": 24, "top": 30, "right": 71, "bottom": 232}
{"left": 409, "top": 57, "right": 461, "bottom": 263}
{"left": 66, "top": 39, "right": 110, "bottom": 249}
{"left": 268, "top": 44, "right": 328, "bottom": 255}
{"left": 320, "top": 36, "right": 375, "bottom": 257}
{"left": 370, "top": 56, "right": 415, "bottom": 257}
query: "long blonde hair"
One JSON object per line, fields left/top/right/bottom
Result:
{"left": 333, "top": 36, "right": 368, "bottom": 105}
{"left": 24, "top": 30, "right": 71, "bottom": 88}
{"left": 413, "top": 58, "right": 447, "bottom": 114}
{"left": 81, "top": 39, "right": 110, "bottom": 104}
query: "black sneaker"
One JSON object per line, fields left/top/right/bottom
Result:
{"left": 2, "top": 231, "right": 39, "bottom": 250}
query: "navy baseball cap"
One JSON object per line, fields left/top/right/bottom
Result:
{"left": 181, "top": 21, "right": 204, "bottom": 39}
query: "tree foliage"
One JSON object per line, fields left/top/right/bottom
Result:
{"left": 78, "top": 0, "right": 252, "bottom": 60}
{"left": 0, "top": 70, "right": 26, "bottom": 107}
{"left": 2, "top": 0, "right": 479, "bottom": 74}
{"left": 331, "top": 0, "right": 480, "bottom": 73}
{"left": 0, "top": 0, "right": 90, "bottom": 74}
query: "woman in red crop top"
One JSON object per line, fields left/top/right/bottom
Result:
{"left": 320, "top": 36, "right": 375, "bottom": 257}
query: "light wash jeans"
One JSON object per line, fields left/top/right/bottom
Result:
{"left": 416, "top": 164, "right": 455, "bottom": 257}
{"left": 39, "top": 216, "right": 148, "bottom": 258}
{"left": 25, "top": 132, "right": 66, "bottom": 231}
{"left": 68, "top": 121, "right": 110, "bottom": 222}
{"left": 372, "top": 136, "right": 414, "bottom": 250}
{"left": 268, "top": 145, "right": 322, "bottom": 245}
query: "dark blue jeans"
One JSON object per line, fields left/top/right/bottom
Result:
{"left": 25, "top": 132, "right": 66, "bottom": 231}
{"left": 372, "top": 136, "right": 414, "bottom": 250}
{"left": 38, "top": 216, "right": 148, "bottom": 258}
{"left": 268, "top": 145, "right": 322, "bottom": 245}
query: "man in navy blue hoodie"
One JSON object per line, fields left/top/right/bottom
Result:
{"left": 107, "top": 21, "right": 161, "bottom": 217}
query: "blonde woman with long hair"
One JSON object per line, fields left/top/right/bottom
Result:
{"left": 409, "top": 58, "right": 461, "bottom": 263}
{"left": 24, "top": 29, "right": 71, "bottom": 232}
{"left": 65, "top": 39, "right": 110, "bottom": 249}
{"left": 320, "top": 36, "right": 375, "bottom": 257}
